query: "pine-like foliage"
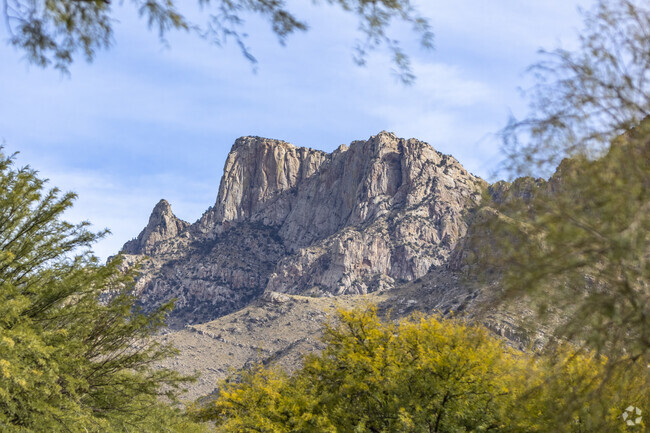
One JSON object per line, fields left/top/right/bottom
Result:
{"left": 0, "top": 149, "right": 207, "bottom": 432}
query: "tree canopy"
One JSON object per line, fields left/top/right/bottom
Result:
{"left": 2, "top": 0, "right": 433, "bottom": 82}
{"left": 503, "top": 0, "right": 650, "bottom": 176}
{"left": 0, "top": 148, "right": 206, "bottom": 432}
{"left": 193, "top": 307, "right": 648, "bottom": 432}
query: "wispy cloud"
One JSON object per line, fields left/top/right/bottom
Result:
{"left": 0, "top": 0, "right": 589, "bottom": 260}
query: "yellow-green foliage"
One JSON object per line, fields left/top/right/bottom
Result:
{"left": 195, "top": 307, "right": 647, "bottom": 433}
{"left": 306, "top": 308, "right": 521, "bottom": 432}
{"left": 508, "top": 347, "right": 648, "bottom": 432}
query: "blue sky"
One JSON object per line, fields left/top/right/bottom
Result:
{"left": 0, "top": 1, "right": 588, "bottom": 260}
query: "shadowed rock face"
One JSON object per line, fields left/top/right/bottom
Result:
{"left": 121, "top": 132, "right": 486, "bottom": 327}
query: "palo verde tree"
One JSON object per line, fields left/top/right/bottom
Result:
{"left": 302, "top": 308, "right": 520, "bottom": 433}
{"left": 2, "top": 0, "right": 433, "bottom": 82}
{"left": 195, "top": 307, "right": 525, "bottom": 432}
{"left": 477, "top": 128, "right": 649, "bottom": 362}
{"left": 471, "top": 124, "right": 649, "bottom": 431}
{"left": 194, "top": 307, "right": 646, "bottom": 432}
{"left": 0, "top": 148, "right": 207, "bottom": 432}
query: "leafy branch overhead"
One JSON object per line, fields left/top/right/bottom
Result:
{"left": 2, "top": 0, "right": 433, "bottom": 82}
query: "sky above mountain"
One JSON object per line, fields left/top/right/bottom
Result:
{"left": 0, "top": 0, "right": 588, "bottom": 260}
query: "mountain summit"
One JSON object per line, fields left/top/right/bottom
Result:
{"left": 122, "top": 199, "right": 189, "bottom": 255}
{"left": 120, "top": 132, "right": 485, "bottom": 327}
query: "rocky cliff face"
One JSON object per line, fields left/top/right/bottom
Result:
{"left": 121, "top": 132, "right": 486, "bottom": 327}
{"left": 198, "top": 136, "right": 328, "bottom": 232}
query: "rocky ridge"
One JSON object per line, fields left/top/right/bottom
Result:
{"left": 121, "top": 132, "right": 486, "bottom": 327}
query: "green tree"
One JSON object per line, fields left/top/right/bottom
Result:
{"left": 195, "top": 307, "right": 646, "bottom": 432}
{"left": 0, "top": 148, "right": 207, "bottom": 432}
{"left": 467, "top": 0, "right": 650, "bottom": 428}
{"left": 480, "top": 0, "right": 650, "bottom": 363}
{"left": 2, "top": 0, "right": 433, "bottom": 82}
{"left": 502, "top": 0, "right": 650, "bottom": 175}
{"left": 305, "top": 308, "right": 522, "bottom": 432}
{"left": 476, "top": 128, "right": 649, "bottom": 360}
{"left": 471, "top": 129, "right": 649, "bottom": 430}
{"left": 193, "top": 365, "right": 335, "bottom": 432}
{"left": 197, "top": 307, "right": 526, "bottom": 432}
{"left": 508, "top": 346, "right": 648, "bottom": 432}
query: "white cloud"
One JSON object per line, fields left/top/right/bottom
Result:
{"left": 340, "top": 53, "right": 505, "bottom": 176}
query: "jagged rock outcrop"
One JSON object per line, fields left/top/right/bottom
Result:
{"left": 198, "top": 137, "right": 328, "bottom": 232}
{"left": 201, "top": 132, "right": 483, "bottom": 251}
{"left": 122, "top": 199, "right": 190, "bottom": 255}
{"left": 263, "top": 133, "right": 485, "bottom": 295}
{"left": 122, "top": 132, "right": 486, "bottom": 327}
{"left": 132, "top": 222, "right": 287, "bottom": 328}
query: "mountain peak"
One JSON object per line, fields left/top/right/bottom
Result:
{"left": 122, "top": 199, "right": 189, "bottom": 255}
{"left": 231, "top": 136, "right": 297, "bottom": 152}
{"left": 198, "top": 136, "right": 329, "bottom": 231}
{"left": 152, "top": 198, "right": 172, "bottom": 215}
{"left": 373, "top": 130, "right": 397, "bottom": 140}
{"left": 121, "top": 132, "right": 486, "bottom": 326}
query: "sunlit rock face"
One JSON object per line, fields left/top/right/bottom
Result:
{"left": 121, "top": 199, "right": 189, "bottom": 255}
{"left": 120, "top": 132, "right": 485, "bottom": 327}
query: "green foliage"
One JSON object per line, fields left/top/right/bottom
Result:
{"left": 2, "top": 0, "right": 433, "bottom": 81}
{"left": 303, "top": 308, "right": 519, "bottom": 433}
{"left": 463, "top": 2, "right": 650, "bottom": 428}
{"left": 193, "top": 366, "right": 334, "bottom": 432}
{"left": 0, "top": 149, "right": 207, "bottom": 432}
{"left": 469, "top": 125, "right": 649, "bottom": 430}
{"left": 471, "top": 0, "right": 650, "bottom": 365}
{"left": 477, "top": 127, "right": 649, "bottom": 361}
{"left": 194, "top": 307, "right": 647, "bottom": 432}
{"left": 508, "top": 346, "right": 648, "bottom": 432}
